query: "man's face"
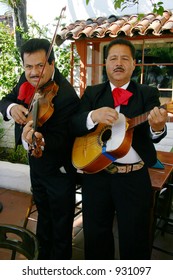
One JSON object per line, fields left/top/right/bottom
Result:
{"left": 23, "top": 50, "right": 54, "bottom": 88}
{"left": 106, "top": 44, "right": 136, "bottom": 87}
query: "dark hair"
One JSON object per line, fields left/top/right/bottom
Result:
{"left": 20, "top": 38, "right": 55, "bottom": 64}
{"left": 105, "top": 38, "right": 136, "bottom": 59}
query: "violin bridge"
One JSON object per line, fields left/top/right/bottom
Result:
{"left": 33, "top": 92, "right": 42, "bottom": 101}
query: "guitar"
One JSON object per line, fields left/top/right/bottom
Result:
{"left": 72, "top": 103, "right": 173, "bottom": 173}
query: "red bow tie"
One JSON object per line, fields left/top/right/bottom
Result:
{"left": 112, "top": 87, "right": 133, "bottom": 107}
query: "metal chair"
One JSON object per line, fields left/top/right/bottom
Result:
{"left": 0, "top": 224, "right": 39, "bottom": 260}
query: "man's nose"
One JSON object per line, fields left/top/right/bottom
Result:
{"left": 30, "top": 66, "right": 40, "bottom": 74}
{"left": 116, "top": 57, "right": 122, "bottom": 65}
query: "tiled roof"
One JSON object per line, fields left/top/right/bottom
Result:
{"left": 56, "top": 9, "right": 173, "bottom": 46}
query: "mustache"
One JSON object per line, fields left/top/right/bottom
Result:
{"left": 113, "top": 67, "right": 124, "bottom": 72}
{"left": 30, "top": 75, "right": 41, "bottom": 79}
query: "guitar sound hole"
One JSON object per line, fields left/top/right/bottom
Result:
{"left": 101, "top": 129, "right": 112, "bottom": 144}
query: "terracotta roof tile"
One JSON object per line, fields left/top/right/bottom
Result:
{"left": 56, "top": 9, "right": 173, "bottom": 45}
{"left": 162, "top": 15, "right": 173, "bottom": 33}
{"left": 131, "top": 13, "right": 156, "bottom": 35}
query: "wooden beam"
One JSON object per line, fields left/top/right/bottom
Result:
{"left": 75, "top": 40, "right": 87, "bottom": 97}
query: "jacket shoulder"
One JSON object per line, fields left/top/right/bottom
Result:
{"left": 130, "top": 80, "right": 159, "bottom": 93}
{"left": 86, "top": 81, "right": 109, "bottom": 92}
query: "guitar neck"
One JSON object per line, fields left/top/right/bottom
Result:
{"left": 128, "top": 111, "right": 149, "bottom": 129}
{"left": 128, "top": 104, "right": 169, "bottom": 130}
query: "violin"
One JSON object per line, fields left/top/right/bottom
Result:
{"left": 26, "top": 80, "right": 59, "bottom": 158}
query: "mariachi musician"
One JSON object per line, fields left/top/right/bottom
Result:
{"left": 0, "top": 38, "right": 80, "bottom": 260}
{"left": 71, "top": 38, "right": 168, "bottom": 260}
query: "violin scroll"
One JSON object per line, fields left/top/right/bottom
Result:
{"left": 29, "top": 135, "right": 45, "bottom": 158}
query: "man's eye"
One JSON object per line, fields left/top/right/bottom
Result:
{"left": 25, "top": 65, "right": 32, "bottom": 70}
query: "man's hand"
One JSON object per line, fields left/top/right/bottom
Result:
{"left": 10, "top": 104, "right": 28, "bottom": 125}
{"left": 22, "top": 120, "right": 44, "bottom": 145}
{"left": 148, "top": 107, "right": 168, "bottom": 132}
{"left": 91, "top": 107, "right": 119, "bottom": 125}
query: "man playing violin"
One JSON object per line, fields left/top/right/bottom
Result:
{"left": 71, "top": 38, "right": 168, "bottom": 260}
{"left": 0, "top": 38, "right": 80, "bottom": 259}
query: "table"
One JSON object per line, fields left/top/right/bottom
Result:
{"left": 149, "top": 150, "right": 173, "bottom": 191}
{"left": 157, "top": 150, "right": 173, "bottom": 166}
{"left": 149, "top": 164, "right": 173, "bottom": 191}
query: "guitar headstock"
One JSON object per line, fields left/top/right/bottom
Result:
{"left": 162, "top": 101, "right": 173, "bottom": 114}
{"left": 166, "top": 101, "right": 173, "bottom": 114}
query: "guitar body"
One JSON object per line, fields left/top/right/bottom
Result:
{"left": 72, "top": 113, "right": 133, "bottom": 173}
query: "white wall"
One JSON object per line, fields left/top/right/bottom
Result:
{"left": 0, "top": 161, "right": 31, "bottom": 193}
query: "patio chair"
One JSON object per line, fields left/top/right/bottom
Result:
{"left": 0, "top": 224, "right": 39, "bottom": 260}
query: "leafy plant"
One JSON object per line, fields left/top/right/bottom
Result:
{"left": 0, "top": 146, "right": 28, "bottom": 164}
{"left": 0, "top": 22, "right": 22, "bottom": 98}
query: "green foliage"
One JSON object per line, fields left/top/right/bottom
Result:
{"left": 55, "top": 45, "right": 71, "bottom": 78}
{"left": 0, "top": 112, "right": 27, "bottom": 164}
{"left": 0, "top": 23, "right": 22, "bottom": 98}
{"left": 54, "top": 44, "right": 79, "bottom": 78}
{"left": 113, "top": 0, "right": 125, "bottom": 10}
{"left": 0, "top": 146, "right": 28, "bottom": 164}
{"left": 153, "top": 2, "right": 164, "bottom": 15}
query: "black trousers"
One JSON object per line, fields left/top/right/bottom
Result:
{"left": 82, "top": 165, "right": 152, "bottom": 260}
{"left": 30, "top": 169, "right": 76, "bottom": 260}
